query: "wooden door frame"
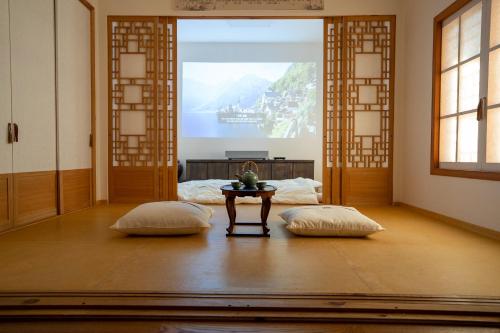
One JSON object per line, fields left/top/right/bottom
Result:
{"left": 55, "top": 0, "right": 96, "bottom": 213}
{"left": 175, "top": 16, "right": 329, "bottom": 203}
{"left": 175, "top": 16, "right": 394, "bottom": 205}
{"left": 79, "top": 0, "right": 97, "bottom": 206}
{"left": 106, "top": 15, "right": 395, "bottom": 205}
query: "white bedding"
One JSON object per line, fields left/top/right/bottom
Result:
{"left": 178, "top": 178, "right": 322, "bottom": 205}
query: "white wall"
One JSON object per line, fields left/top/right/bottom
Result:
{"left": 178, "top": 41, "right": 323, "bottom": 180}
{"left": 95, "top": 0, "right": 406, "bottom": 201}
{"left": 400, "top": 0, "right": 500, "bottom": 231}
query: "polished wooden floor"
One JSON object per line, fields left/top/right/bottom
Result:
{"left": 0, "top": 204, "right": 499, "bottom": 297}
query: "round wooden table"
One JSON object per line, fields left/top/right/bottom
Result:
{"left": 220, "top": 185, "right": 277, "bottom": 237}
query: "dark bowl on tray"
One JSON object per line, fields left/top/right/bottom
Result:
{"left": 256, "top": 181, "right": 267, "bottom": 190}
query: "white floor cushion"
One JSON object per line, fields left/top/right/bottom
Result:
{"left": 279, "top": 205, "right": 384, "bottom": 237}
{"left": 110, "top": 201, "right": 213, "bottom": 235}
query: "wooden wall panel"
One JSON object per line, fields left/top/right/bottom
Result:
{"left": 59, "top": 169, "right": 92, "bottom": 214}
{"left": 110, "top": 167, "right": 156, "bottom": 203}
{"left": 166, "top": 165, "right": 178, "bottom": 200}
{"left": 13, "top": 171, "right": 57, "bottom": 226}
{"left": 331, "top": 167, "right": 341, "bottom": 204}
{"left": 343, "top": 168, "right": 391, "bottom": 205}
{"left": 0, "top": 174, "right": 13, "bottom": 232}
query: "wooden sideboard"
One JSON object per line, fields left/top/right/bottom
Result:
{"left": 184, "top": 159, "right": 314, "bottom": 181}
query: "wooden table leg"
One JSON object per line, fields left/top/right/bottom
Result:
{"left": 225, "top": 195, "right": 236, "bottom": 236}
{"left": 260, "top": 197, "right": 271, "bottom": 236}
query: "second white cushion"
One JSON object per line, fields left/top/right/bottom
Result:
{"left": 279, "top": 205, "right": 384, "bottom": 237}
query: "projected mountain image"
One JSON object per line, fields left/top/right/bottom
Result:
{"left": 182, "top": 62, "right": 318, "bottom": 138}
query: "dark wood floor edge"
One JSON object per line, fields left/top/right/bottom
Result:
{"left": 1, "top": 291, "right": 499, "bottom": 301}
{"left": 0, "top": 292, "right": 498, "bottom": 325}
{"left": 1, "top": 291, "right": 499, "bottom": 306}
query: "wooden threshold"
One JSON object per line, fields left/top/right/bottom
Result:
{"left": 0, "top": 292, "right": 499, "bottom": 327}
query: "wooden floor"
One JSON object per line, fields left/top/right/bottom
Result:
{"left": 0, "top": 204, "right": 499, "bottom": 297}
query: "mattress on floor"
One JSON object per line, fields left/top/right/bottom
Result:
{"left": 178, "top": 178, "right": 322, "bottom": 205}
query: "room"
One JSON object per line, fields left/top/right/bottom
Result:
{"left": 0, "top": 0, "right": 499, "bottom": 331}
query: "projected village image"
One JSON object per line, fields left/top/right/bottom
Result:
{"left": 182, "top": 62, "right": 318, "bottom": 138}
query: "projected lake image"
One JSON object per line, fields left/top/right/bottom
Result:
{"left": 181, "top": 62, "right": 318, "bottom": 138}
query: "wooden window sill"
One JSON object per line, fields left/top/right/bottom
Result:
{"left": 430, "top": 167, "right": 500, "bottom": 181}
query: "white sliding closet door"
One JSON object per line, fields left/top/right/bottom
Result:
{"left": 10, "top": 0, "right": 56, "bottom": 172}
{"left": 56, "top": 0, "right": 93, "bottom": 213}
{"left": 0, "top": 0, "right": 13, "bottom": 230}
{"left": 0, "top": 0, "right": 12, "bottom": 174}
{"left": 10, "top": 0, "right": 57, "bottom": 225}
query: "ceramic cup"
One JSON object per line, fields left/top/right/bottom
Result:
{"left": 231, "top": 181, "right": 242, "bottom": 190}
{"left": 256, "top": 181, "right": 267, "bottom": 190}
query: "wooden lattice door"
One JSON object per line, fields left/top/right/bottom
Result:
{"left": 323, "top": 17, "right": 343, "bottom": 204}
{"left": 108, "top": 17, "right": 177, "bottom": 203}
{"left": 324, "top": 16, "right": 395, "bottom": 205}
{"left": 158, "top": 17, "right": 178, "bottom": 201}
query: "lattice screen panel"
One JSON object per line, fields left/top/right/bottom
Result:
{"left": 158, "top": 19, "right": 176, "bottom": 168}
{"left": 343, "top": 18, "right": 393, "bottom": 169}
{"left": 108, "top": 17, "right": 177, "bottom": 202}
{"left": 110, "top": 19, "right": 158, "bottom": 168}
{"left": 158, "top": 18, "right": 177, "bottom": 199}
{"left": 324, "top": 18, "right": 342, "bottom": 169}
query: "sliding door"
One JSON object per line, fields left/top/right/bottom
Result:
{"left": 108, "top": 17, "right": 177, "bottom": 203}
{"left": 56, "top": 0, "right": 95, "bottom": 213}
{"left": 158, "top": 17, "right": 178, "bottom": 201}
{"left": 323, "top": 17, "right": 343, "bottom": 204}
{"left": 0, "top": 0, "right": 13, "bottom": 231}
{"left": 323, "top": 16, "right": 395, "bottom": 205}
{"left": 10, "top": 0, "right": 58, "bottom": 225}
{"left": 341, "top": 16, "right": 395, "bottom": 205}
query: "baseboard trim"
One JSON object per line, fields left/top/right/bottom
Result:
{"left": 0, "top": 291, "right": 498, "bottom": 328}
{"left": 95, "top": 199, "right": 108, "bottom": 206}
{"left": 395, "top": 202, "right": 500, "bottom": 241}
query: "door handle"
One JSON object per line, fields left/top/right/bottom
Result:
{"left": 7, "top": 123, "right": 13, "bottom": 144}
{"left": 13, "top": 123, "right": 19, "bottom": 142}
{"left": 477, "top": 97, "right": 486, "bottom": 121}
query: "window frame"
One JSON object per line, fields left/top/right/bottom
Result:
{"left": 431, "top": 0, "right": 500, "bottom": 181}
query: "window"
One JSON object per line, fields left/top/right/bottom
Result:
{"left": 432, "top": 0, "right": 500, "bottom": 180}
